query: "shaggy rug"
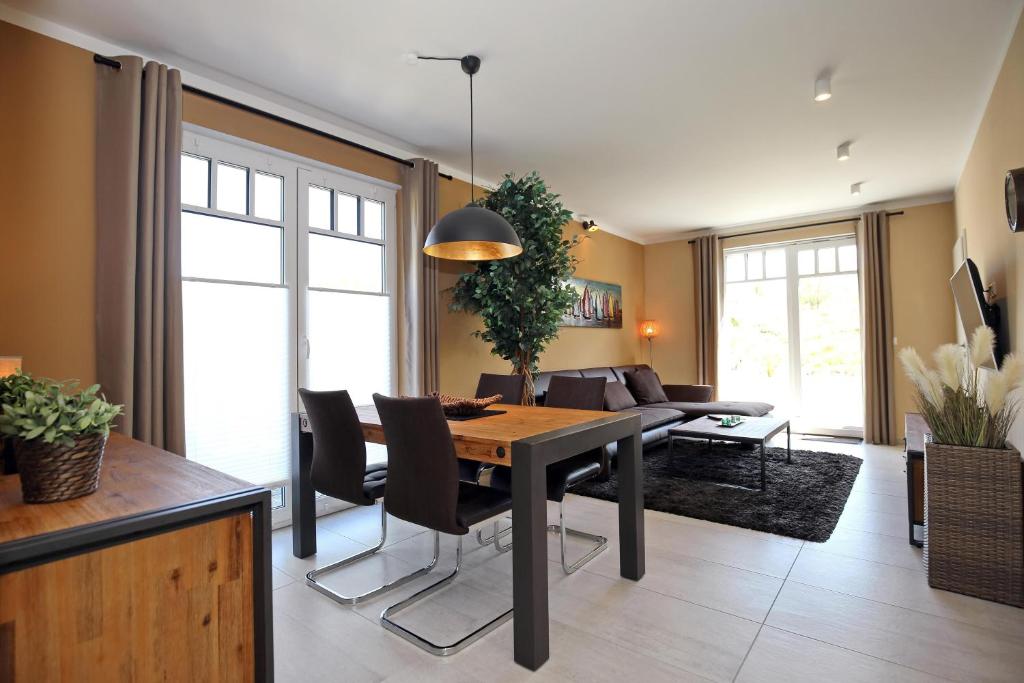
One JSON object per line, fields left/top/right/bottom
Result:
{"left": 572, "top": 440, "right": 862, "bottom": 542}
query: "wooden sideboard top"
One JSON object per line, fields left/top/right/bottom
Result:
{"left": 0, "top": 433, "right": 258, "bottom": 546}
{"left": 905, "top": 412, "right": 930, "bottom": 456}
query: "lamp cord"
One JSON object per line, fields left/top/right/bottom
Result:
{"left": 469, "top": 71, "right": 474, "bottom": 202}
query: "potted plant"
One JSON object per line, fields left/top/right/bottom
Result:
{"left": 899, "top": 326, "right": 1024, "bottom": 605}
{"left": 449, "top": 171, "right": 580, "bottom": 405}
{"left": 0, "top": 378, "right": 122, "bottom": 503}
{"left": 0, "top": 370, "right": 40, "bottom": 474}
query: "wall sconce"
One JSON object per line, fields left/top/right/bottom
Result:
{"left": 640, "top": 321, "right": 658, "bottom": 368}
{"left": 581, "top": 219, "right": 599, "bottom": 233}
{"left": 0, "top": 356, "right": 22, "bottom": 377}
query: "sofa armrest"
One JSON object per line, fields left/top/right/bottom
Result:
{"left": 662, "top": 384, "right": 714, "bottom": 403}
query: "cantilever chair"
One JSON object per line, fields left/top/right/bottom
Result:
{"left": 373, "top": 393, "right": 514, "bottom": 656}
{"left": 299, "top": 388, "right": 436, "bottom": 605}
{"left": 490, "top": 375, "right": 609, "bottom": 573}
{"left": 457, "top": 373, "right": 526, "bottom": 484}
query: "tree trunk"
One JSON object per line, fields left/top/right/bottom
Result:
{"left": 513, "top": 352, "right": 536, "bottom": 406}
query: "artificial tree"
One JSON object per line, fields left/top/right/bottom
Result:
{"left": 449, "top": 172, "right": 580, "bottom": 405}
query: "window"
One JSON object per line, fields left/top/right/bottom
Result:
{"left": 180, "top": 128, "right": 396, "bottom": 527}
{"left": 719, "top": 236, "right": 863, "bottom": 436}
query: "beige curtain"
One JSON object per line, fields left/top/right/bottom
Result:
{"left": 397, "top": 158, "right": 440, "bottom": 395}
{"left": 858, "top": 211, "right": 896, "bottom": 445}
{"left": 95, "top": 57, "right": 185, "bottom": 454}
{"left": 692, "top": 235, "right": 721, "bottom": 398}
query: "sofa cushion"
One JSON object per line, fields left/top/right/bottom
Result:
{"left": 646, "top": 400, "right": 774, "bottom": 418}
{"left": 611, "top": 364, "right": 651, "bottom": 384}
{"left": 624, "top": 368, "right": 669, "bottom": 404}
{"left": 604, "top": 381, "right": 638, "bottom": 412}
{"left": 534, "top": 369, "right": 583, "bottom": 399}
{"left": 635, "top": 406, "right": 685, "bottom": 430}
{"left": 580, "top": 367, "right": 618, "bottom": 384}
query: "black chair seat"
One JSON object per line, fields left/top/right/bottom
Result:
{"left": 362, "top": 462, "right": 387, "bottom": 500}
{"left": 490, "top": 453, "right": 601, "bottom": 503}
{"left": 455, "top": 481, "right": 513, "bottom": 528}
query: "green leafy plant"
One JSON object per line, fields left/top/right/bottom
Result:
{"left": 899, "top": 326, "right": 1023, "bottom": 449}
{"left": 0, "top": 370, "right": 43, "bottom": 409}
{"left": 449, "top": 172, "right": 580, "bottom": 404}
{"left": 0, "top": 379, "right": 123, "bottom": 448}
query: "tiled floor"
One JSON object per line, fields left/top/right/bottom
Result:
{"left": 269, "top": 436, "right": 1024, "bottom": 682}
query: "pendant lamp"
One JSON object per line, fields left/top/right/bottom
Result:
{"left": 421, "top": 55, "right": 522, "bottom": 261}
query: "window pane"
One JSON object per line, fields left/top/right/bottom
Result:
{"left": 335, "top": 192, "right": 358, "bottom": 235}
{"left": 798, "top": 249, "right": 816, "bottom": 275}
{"left": 181, "top": 154, "right": 210, "bottom": 207}
{"left": 181, "top": 212, "right": 282, "bottom": 284}
{"left": 216, "top": 162, "right": 248, "bottom": 214}
{"left": 746, "top": 251, "right": 763, "bottom": 280}
{"left": 183, "top": 281, "right": 291, "bottom": 484}
{"left": 765, "top": 249, "right": 786, "bottom": 278}
{"left": 725, "top": 253, "right": 745, "bottom": 282}
{"left": 308, "top": 233, "right": 383, "bottom": 292}
{"left": 308, "top": 185, "right": 332, "bottom": 229}
{"left": 364, "top": 199, "right": 384, "bottom": 239}
{"left": 306, "top": 291, "right": 391, "bottom": 406}
{"left": 838, "top": 244, "right": 858, "bottom": 272}
{"left": 254, "top": 172, "right": 283, "bottom": 221}
{"left": 817, "top": 247, "right": 837, "bottom": 273}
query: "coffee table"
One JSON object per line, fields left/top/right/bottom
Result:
{"left": 667, "top": 416, "right": 790, "bottom": 491}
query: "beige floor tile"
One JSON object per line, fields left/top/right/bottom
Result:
{"left": 736, "top": 626, "right": 945, "bottom": 682}
{"left": 319, "top": 504, "right": 428, "bottom": 549}
{"left": 271, "top": 524, "right": 372, "bottom": 581}
{"left": 845, "top": 489, "right": 910, "bottom": 515}
{"left": 272, "top": 566, "right": 296, "bottom": 590}
{"left": 767, "top": 582, "right": 1024, "bottom": 682}
{"left": 788, "top": 547, "right": 1024, "bottom": 637}
{"left": 851, "top": 474, "right": 909, "bottom": 497}
{"left": 809, "top": 525, "right": 924, "bottom": 571}
{"left": 835, "top": 506, "right": 908, "bottom": 538}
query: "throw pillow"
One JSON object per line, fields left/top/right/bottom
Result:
{"left": 604, "top": 381, "right": 638, "bottom": 412}
{"left": 624, "top": 368, "right": 668, "bottom": 404}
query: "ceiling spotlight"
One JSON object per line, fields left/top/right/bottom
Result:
{"left": 850, "top": 182, "right": 863, "bottom": 196}
{"left": 814, "top": 73, "right": 832, "bottom": 102}
{"left": 837, "top": 141, "right": 851, "bottom": 161}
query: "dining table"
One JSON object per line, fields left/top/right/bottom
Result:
{"left": 290, "top": 402, "right": 645, "bottom": 671}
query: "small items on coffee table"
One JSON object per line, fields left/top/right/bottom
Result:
{"left": 668, "top": 416, "right": 791, "bottom": 491}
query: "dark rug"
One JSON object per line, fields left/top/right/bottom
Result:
{"left": 573, "top": 440, "right": 862, "bottom": 542}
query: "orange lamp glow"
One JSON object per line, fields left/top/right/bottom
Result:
{"left": 640, "top": 321, "right": 659, "bottom": 339}
{"left": 0, "top": 356, "right": 22, "bottom": 377}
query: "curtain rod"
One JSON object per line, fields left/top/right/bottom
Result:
{"left": 93, "top": 54, "right": 454, "bottom": 181}
{"left": 686, "top": 211, "right": 905, "bottom": 244}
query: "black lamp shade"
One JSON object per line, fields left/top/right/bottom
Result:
{"left": 423, "top": 206, "right": 523, "bottom": 260}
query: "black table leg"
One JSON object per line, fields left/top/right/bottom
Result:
{"left": 786, "top": 423, "right": 791, "bottom": 464}
{"left": 291, "top": 416, "right": 317, "bottom": 558}
{"left": 512, "top": 442, "right": 549, "bottom": 670}
{"left": 760, "top": 439, "right": 767, "bottom": 491}
{"left": 252, "top": 490, "right": 275, "bottom": 681}
{"left": 617, "top": 422, "right": 645, "bottom": 580}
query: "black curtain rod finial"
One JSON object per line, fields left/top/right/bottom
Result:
{"left": 93, "top": 53, "right": 122, "bottom": 70}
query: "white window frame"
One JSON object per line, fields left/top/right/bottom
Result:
{"left": 721, "top": 234, "right": 863, "bottom": 438}
{"left": 181, "top": 125, "right": 399, "bottom": 528}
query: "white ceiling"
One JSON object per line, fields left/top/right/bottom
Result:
{"left": 7, "top": 0, "right": 1023, "bottom": 242}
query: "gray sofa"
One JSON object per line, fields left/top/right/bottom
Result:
{"left": 533, "top": 364, "right": 774, "bottom": 459}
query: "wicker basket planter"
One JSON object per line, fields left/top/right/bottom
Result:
{"left": 14, "top": 433, "right": 108, "bottom": 504}
{"left": 924, "top": 441, "right": 1024, "bottom": 606}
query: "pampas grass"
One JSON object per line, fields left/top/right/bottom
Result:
{"left": 899, "top": 325, "right": 1021, "bottom": 449}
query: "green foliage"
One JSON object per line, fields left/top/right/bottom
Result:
{"left": 0, "top": 376, "right": 122, "bottom": 448}
{"left": 449, "top": 172, "right": 579, "bottom": 400}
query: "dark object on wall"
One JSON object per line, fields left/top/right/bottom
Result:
{"left": 1004, "top": 167, "right": 1024, "bottom": 232}
{"left": 950, "top": 258, "right": 1004, "bottom": 367}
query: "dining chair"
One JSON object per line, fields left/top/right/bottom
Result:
{"left": 373, "top": 393, "right": 514, "bottom": 656}
{"left": 299, "top": 388, "right": 436, "bottom": 604}
{"left": 458, "top": 373, "right": 526, "bottom": 484}
{"left": 490, "top": 375, "right": 609, "bottom": 573}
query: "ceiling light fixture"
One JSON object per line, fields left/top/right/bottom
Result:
{"left": 850, "top": 182, "right": 863, "bottom": 196}
{"left": 836, "top": 141, "right": 851, "bottom": 161}
{"left": 420, "top": 55, "right": 522, "bottom": 261}
{"left": 814, "top": 73, "right": 832, "bottom": 102}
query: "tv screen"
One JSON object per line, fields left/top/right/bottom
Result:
{"left": 950, "top": 259, "right": 997, "bottom": 369}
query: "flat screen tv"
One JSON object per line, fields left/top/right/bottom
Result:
{"left": 950, "top": 258, "right": 1001, "bottom": 369}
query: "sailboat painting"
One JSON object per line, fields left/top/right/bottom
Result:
{"left": 561, "top": 278, "right": 623, "bottom": 328}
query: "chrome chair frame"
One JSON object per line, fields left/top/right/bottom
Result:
{"left": 380, "top": 531, "right": 513, "bottom": 656}
{"left": 306, "top": 503, "right": 438, "bottom": 604}
{"left": 546, "top": 499, "right": 607, "bottom": 574}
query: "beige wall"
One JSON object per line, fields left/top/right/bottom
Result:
{"left": 642, "top": 202, "right": 957, "bottom": 439}
{"left": 954, "top": 9, "right": 1024, "bottom": 445}
{"left": 0, "top": 21, "right": 98, "bottom": 385}
{"left": 0, "top": 20, "right": 644, "bottom": 397}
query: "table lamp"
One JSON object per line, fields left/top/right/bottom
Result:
{"left": 640, "top": 321, "right": 658, "bottom": 368}
{"left": 0, "top": 356, "right": 22, "bottom": 377}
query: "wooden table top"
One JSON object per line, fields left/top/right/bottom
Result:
{"left": 669, "top": 415, "right": 789, "bottom": 441}
{"left": 0, "top": 433, "right": 258, "bottom": 547}
{"left": 355, "top": 403, "right": 624, "bottom": 465}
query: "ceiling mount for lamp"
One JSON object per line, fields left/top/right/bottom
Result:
{"left": 418, "top": 53, "right": 522, "bottom": 261}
